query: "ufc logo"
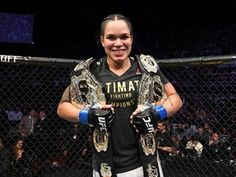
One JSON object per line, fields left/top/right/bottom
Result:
{"left": 98, "top": 117, "right": 107, "bottom": 131}
{"left": 142, "top": 116, "right": 154, "bottom": 132}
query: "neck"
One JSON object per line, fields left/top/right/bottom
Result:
{"left": 107, "top": 58, "right": 131, "bottom": 76}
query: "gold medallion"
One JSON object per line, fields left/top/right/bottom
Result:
{"left": 93, "top": 128, "right": 109, "bottom": 152}
{"left": 140, "top": 132, "right": 156, "bottom": 156}
{"left": 100, "top": 163, "right": 112, "bottom": 177}
{"left": 140, "top": 54, "right": 158, "bottom": 73}
{"left": 71, "top": 69, "right": 106, "bottom": 106}
{"left": 147, "top": 164, "right": 158, "bottom": 177}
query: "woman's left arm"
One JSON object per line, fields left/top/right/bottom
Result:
{"left": 158, "top": 82, "right": 183, "bottom": 117}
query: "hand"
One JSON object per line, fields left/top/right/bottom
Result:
{"left": 131, "top": 107, "right": 157, "bottom": 133}
{"left": 88, "top": 108, "right": 114, "bottom": 131}
{"left": 79, "top": 106, "right": 114, "bottom": 132}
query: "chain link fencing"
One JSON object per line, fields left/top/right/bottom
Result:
{"left": 0, "top": 54, "right": 235, "bottom": 177}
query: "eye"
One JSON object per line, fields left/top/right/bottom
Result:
{"left": 106, "top": 35, "right": 116, "bottom": 41}
{"left": 120, "top": 35, "right": 130, "bottom": 40}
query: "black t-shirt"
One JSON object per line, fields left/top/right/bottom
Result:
{"left": 90, "top": 56, "right": 168, "bottom": 173}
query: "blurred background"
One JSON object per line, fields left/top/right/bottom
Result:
{"left": 1, "top": 0, "right": 236, "bottom": 59}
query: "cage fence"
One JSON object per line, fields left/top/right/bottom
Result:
{"left": 0, "top": 54, "right": 235, "bottom": 177}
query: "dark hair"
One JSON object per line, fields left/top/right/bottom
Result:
{"left": 191, "top": 135, "right": 198, "bottom": 141}
{"left": 100, "top": 13, "right": 133, "bottom": 37}
{"left": 159, "top": 120, "right": 169, "bottom": 127}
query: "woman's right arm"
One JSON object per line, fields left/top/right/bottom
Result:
{"left": 57, "top": 102, "right": 84, "bottom": 122}
{"left": 57, "top": 86, "right": 84, "bottom": 122}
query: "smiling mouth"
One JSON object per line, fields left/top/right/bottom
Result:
{"left": 113, "top": 49, "right": 125, "bottom": 56}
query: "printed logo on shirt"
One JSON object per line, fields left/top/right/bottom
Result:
{"left": 105, "top": 80, "right": 139, "bottom": 108}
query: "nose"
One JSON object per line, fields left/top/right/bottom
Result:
{"left": 114, "top": 38, "right": 122, "bottom": 46}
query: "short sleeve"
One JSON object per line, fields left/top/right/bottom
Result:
{"left": 59, "top": 86, "right": 71, "bottom": 103}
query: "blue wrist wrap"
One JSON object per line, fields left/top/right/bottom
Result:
{"left": 153, "top": 105, "right": 167, "bottom": 120}
{"left": 79, "top": 108, "right": 89, "bottom": 124}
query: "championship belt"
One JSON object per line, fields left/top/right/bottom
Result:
{"left": 137, "top": 54, "right": 166, "bottom": 177}
{"left": 70, "top": 59, "right": 113, "bottom": 177}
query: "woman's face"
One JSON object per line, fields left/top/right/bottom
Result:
{"left": 100, "top": 20, "right": 133, "bottom": 63}
{"left": 16, "top": 140, "right": 23, "bottom": 149}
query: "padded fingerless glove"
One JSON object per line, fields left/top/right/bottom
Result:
{"left": 132, "top": 105, "right": 167, "bottom": 133}
{"left": 79, "top": 107, "right": 114, "bottom": 131}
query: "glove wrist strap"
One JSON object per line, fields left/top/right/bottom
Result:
{"left": 153, "top": 105, "right": 167, "bottom": 120}
{"left": 79, "top": 108, "right": 89, "bottom": 124}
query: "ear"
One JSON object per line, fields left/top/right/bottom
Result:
{"left": 100, "top": 36, "right": 104, "bottom": 47}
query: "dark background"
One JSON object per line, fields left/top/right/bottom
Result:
{"left": 1, "top": 0, "right": 236, "bottom": 59}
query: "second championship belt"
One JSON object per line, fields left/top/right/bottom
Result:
{"left": 137, "top": 54, "right": 166, "bottom": 177}
{"left": 70, "top": 59, "right": 113, "bottom": 177}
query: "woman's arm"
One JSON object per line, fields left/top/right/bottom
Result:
{"left": 161, "top": 82, "right": 183, "bottom": 117}
{"left": 57, "top": 86, "right": 112, "bottom": 123}
{"left": 57, "top": 102, "right": 83, "bottom": 122}
{"left": 57, "top": 86, "right": 84, "bottom": 122}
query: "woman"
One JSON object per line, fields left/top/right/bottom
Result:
{"left": 57, "top": 13, "right": 182, "bottom": 177}
{"left": 11, "top": 138, "right": 32, "bottom": 177}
